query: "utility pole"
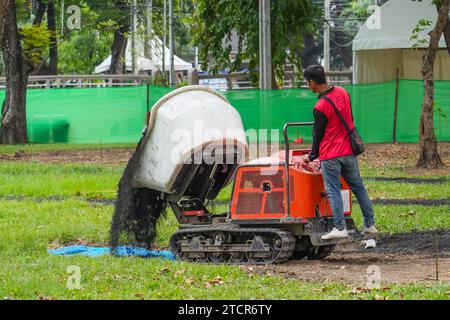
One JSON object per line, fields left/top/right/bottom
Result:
{"left": 146, "top": 0, "right": 153, "bottom": 59}
{"left": 194, "top": 47, "right": 199, "bottom": 70}
{"left": 131, "top": 0, "right": 138, "bottom": 75}
{"left": 169, "top": 0, "right": 175, "bottom": 86}
{"left": 162, "top": 0, "right": 167, "bottom": 84}
{"left": 324, "top": 0, "right": 330, "bottom": 72}
{"left": 61, "top": 0, "right": 65, "bottom": 36}
{"left": 259, "top": 0, "right": 272, "bottom": 90}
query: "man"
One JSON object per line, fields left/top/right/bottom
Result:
{"left": 302, "top": 65, "right": 377, "bottom": 240}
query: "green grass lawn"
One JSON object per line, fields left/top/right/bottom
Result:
{"left": 0, "top": 199, "right": 448, "bottom": 300}
{"left": 0, "top": 162, "right": 448, "bottom": 201}
{"left": 0, "top": 144, "right": 449, "bottom": 300}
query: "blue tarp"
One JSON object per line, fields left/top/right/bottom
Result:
{"left": 48, "top": 245, "right": 175, "bottom": 260}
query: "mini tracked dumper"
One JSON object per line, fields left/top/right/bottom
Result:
{"left": 132, "top": 86, "right": 358, "bottom": 264}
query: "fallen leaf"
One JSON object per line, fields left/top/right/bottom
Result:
{"left": 135, "top": 293, "right": 145, "bottom": 300}
{"left": 185, "top": 278, "right": 194, "bottom": 285}
{"left": 206, "top": 276, "right": 225, "bottom": 286}
{"left": 160, "top": 267, "right": 170, "bottom": 274}
{"left": 400, "top": 210, "right": 416, "bottom": 217}
{"left": 36, "top": 294, "right": 57, "bottom": 300}
{"left": 175, "top": 268, "right": 186, "bottom": 276}
{"left": 205, "top": 282, "right": 212, "bottom": 289}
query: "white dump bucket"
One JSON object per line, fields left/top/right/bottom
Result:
{"left": 132, "top": 85, "right": 248, "bottom": 194}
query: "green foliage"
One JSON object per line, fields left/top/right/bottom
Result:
{"left": 191, "top": 0, "right": 319, "bottom": 86}
{"left": 410, "top": 18, "right": 433, "bottom": 48}
{"left": 20, "top": 24, "right": 52, "bottom": 70}
{"left": 58, "top": 2, "right": 114, "bottom": 74}
{"left": 339, "top": 0, "right": 374, "bottom": 33}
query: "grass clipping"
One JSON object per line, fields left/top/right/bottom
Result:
{"left": 110, "top": 134, "right": 167, "bottom": 252}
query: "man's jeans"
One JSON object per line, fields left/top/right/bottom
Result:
{"left": 321, "top": 155, "right": 375, "bottom": 231}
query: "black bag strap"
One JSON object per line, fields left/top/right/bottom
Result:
{"left": 320, "top": 95, "right": 353, "bottom": 135}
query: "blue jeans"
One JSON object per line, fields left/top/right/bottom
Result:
{"left": 321, "top": 155, "right": 375, "bottom": 231}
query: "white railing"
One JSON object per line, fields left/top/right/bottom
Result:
{"left": 191, "top": 70, "right": 352, "bottom": 90}
{"left": 0, "top": 75, "right": 151, "bottom": 89}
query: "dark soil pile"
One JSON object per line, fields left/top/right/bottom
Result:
{"left": 337, "top": 229, "right": 450, "bottom": 257}
{"left": 109, "top": 135, "right": 167, "bottom": 252}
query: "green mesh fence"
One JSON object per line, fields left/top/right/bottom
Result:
{"left": 396, "top": 80, "right": 450, "bottom": 142}
{"left": 0, "top": 80, "right": 449, "bottom": 144}
{"left": 224, "top": 89, "right": 317, "bottom": 143}
{"left": 348, "top": 82, "right": 397, "bottom": 143}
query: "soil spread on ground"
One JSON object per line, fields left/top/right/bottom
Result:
{"left": 243, "top": 229, "right": 450, "bottom": 286}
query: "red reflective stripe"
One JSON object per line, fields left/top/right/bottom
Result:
{"left": 183, "top": 210, "right": 205, "bottom": 216}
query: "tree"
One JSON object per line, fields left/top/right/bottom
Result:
{"left": 31, "top": 0, "right": 58, "bottom": 75}
{"left": 1, "top": 0, "right": 51, "bottom": 144}
{"left": 191, "top": 0, "right": 319, "bottom": 89}
{"left": 58, "top": 2, "right": 114, "bottom": 74}
{"left": 414, "top": 0, "right": 449, "bottom": 169}
{"left": 108, "top": 0, "right": 130, "bottom": 74}
{"left": 1, "top": 0, "right": 29, "bottom": 144}
{"left": 47, "top": 0, "right": 57, "bottom": 74}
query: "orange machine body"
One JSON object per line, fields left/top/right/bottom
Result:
{"left": 230, "top": 149, "right": 352, "bottom": 222}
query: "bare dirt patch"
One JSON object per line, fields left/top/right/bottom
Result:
{"left": 0, "top": 148, "right": 134, "bottom": 165}
{"left": 48, "top": 237, "right": 108, "bottom": 249}
{"left": 244, "top": 230, "right": 450, "bottom": 285}
{"left": 1, "top": 143, "right": 449, "bottom": 176}
{"left": 247, "top": 254, "right": 449, "bottom": 286}
{"left": 358, "top": 143, "right": 450, "bottom": 176}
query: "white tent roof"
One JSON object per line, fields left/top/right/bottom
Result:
{"left": 353, "top": 0, "right": 448, "bottom": 51}
{"left": 95, "top": 33, "right": 193, "bottom": 74}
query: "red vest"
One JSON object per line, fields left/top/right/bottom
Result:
{"left": 314, "top": 86, "right": 354, "bottom": 161}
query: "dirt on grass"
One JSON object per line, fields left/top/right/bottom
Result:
{"left": 357, "top": 143, "right": 450, "bottom": 176}
{"left": 0, "top": 148, "right": 134, "bottom": 165}
{"left": 49, "top": 230, "right": 450, "bottom": 286}
{"left": 244, "top": 229, "right": 450, "bottom": 286}
{"left": 1, "top": 143, "right": 449, "bottom": 176}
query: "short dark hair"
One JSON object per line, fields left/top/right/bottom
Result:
{"left": 303, "top": 65, "right": 327, "bottom": 85}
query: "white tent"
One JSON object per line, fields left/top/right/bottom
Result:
{"left": 94, "top": 34, "right": 193, "bottom": 74}
{"left": 352, "top": 0, "right": 450, "bottom": 84}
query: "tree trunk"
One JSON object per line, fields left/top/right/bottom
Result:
{"left": 47, "top": 1, "right": 57, "bottom": 75}
{"left": 32, "top": 0, "right": 46, "bottom": 26}
{"left": 416, "top": 0, "right": 449, "bottom": 169}
{"left": 109, "top": 1, "right": 130, "bottom": 74}
{"left": 1, "top": 0, "right": 28, "bottom": 144}
{"left": 300, "top": 34, "right": 320, "bottom": 68}
{"left": 0, "top": 0, "right": 9, "bottom": 44}
{"left": 438, "top": 4, "right": 450, "bottom": 55}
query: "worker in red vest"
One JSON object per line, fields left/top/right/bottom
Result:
{"left": 302, "top": 65, "right": 377, "bottom": 240}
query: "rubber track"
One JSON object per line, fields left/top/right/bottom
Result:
{"left": 169, "top": 225, "right": 295, "bottom": 265}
